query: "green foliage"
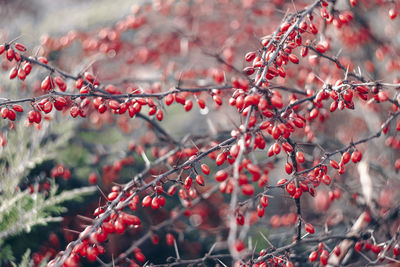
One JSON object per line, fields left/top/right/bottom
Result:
{"left": 11, "top": 249, "right": 33, "bottom": 267}
{"left": 0, "top": 240, "right": 15, "bottom": 263}
{"left": 0, "top": 182, "right": 96, "bottom": 239}
{"left": 0, "top": 105, "right": 96, "bottom": 264}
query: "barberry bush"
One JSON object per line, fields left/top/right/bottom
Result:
{"left": 1, "top": 0, "right": 400, "bottom": 266}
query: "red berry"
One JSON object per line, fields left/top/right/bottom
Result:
{"left": 341, "top": 152, "right": 351, "bottom": 164}
{"left": 241, "top": 184, "right": 254, "bottom": 196}
{"left": 175, "top": 94, "right": 186, "bottom": 105}
{"left": 330, "top": 160, "right": 339, "bottom": 169}
{"left": 120, "top": 213, "right": 141, "bottom": 226}
{"left": 200, "top": 163, "right": 210, "bottom": 175}
{"left": 286, "top": 182, "right": 296, "bottom": 195}
{"left": 271, "top": 95, "right": 283, "bottom": 108}
{"left": 54, "top": 97, "right": 67, "bottom": 110}
{"left": 354, "top": 241, "right": 362, "bottom": 252}
{"left": 257, "top": 205, "right": 265, "bottom": 217}
{"left": 114, "top": 219, "right": 126, "bottom": 234}
{"left": 166, "top": 233, "right": 175, "bottom": 246}
{"left": 296, "top": 151, "right": 305, "bottom": 163}
{"left": 88, "top": 173, "right": 98, "bottom": 184}
{"left": 38, "top": 56, "right": 48, "bottom": 64}
{"left": 260, "top": 195, "right": 269, "bottom": 207}
{"left": 282, "top": 142, "right": 293, "bottom": 152}
{"left": 9, "top": 67, "right": 18, "bottom": 79}
{"left": 7, "top": 110, "right": 16, "bottom": 121}
{"left": 305, "top": 223, "right": 315, "bottom": 234}
{"left": 108, "top": 100, "right": 119, "bottom": 110}
{"left": 152, "top": 234, "right": 159, "bottom": 245}
{"left": 333, "top": 245, "right": 341, "bottom": 256}
{"left": 134, "top": 249, "right": 146, "bottom": 262}
{"left": 195, "top": 174, "right": 205, "bottom": 186}
{"left": 41, "top": 76, "right": 52, "bottom": 91}
{"left": 351, "top": 150, "right": 362, "bottom": 163}
{"left": 216, "top": 152, "right": 227, "bottom": 166}
{"left": 184, "top": 99, "right": 193, "bottom": 111}
{"left": 389, "top": 8, "right": 397, "bottom": 20}
{"left": 167, "top": 186, "right": 177, "bottom": 196}
{"left": 142, "top": 195, "right": 152, "bottom": 207}
{"left": 235, "top": 240, "right": 245, "bottom": 252}
{"left": 273, "top": 142, "right": 281, "bottom": 155}
{"left": 215, "top": 170, "right": 228, "bottom": 182}
{"left": 212, "top": 69, "right": 224, "bottom": 83}
{"left": 236, "top": 214, "right": 245, "bottom": 225}
{"left": 107, "top": 191, "right": 118, "bottom": 201}
{"left": 309, "top": 108, "right": 319, "bottom": 119}
{"left": 271, "top": 125, "right": 281, "bottom": 139}
{"left": 281, "top": 21, "right": 291, "bottom": 32}
{"left": 322, "top": 174, "right": 331, "bottom": 185}
{"left": 27, "top": 110, "right": 35, "bottom": 123}
{"left": 393, "top": 245, "right": 400, "bottom": 256}
{"left": 213, "top": 95, "right": 222, "bottom": 105}
{"left": 245, "top": 51, "right": 256, "bottom": 62}
{"left": 12, "top": 104, "right": 23, "bottom": 112}
{"left": 23, "top": 62, "right": 32, "bottom": 75}
{"left": 75, "top": 78, "right": 84, "bottom": 89}
{"left": 6, "top": 48, "right": 14, "bottom": 61}
{"left": 55, "top": 76, "right": 67, "bottom": 91}
{"left": 277, "top": 178, "right": 287, "bottom": 186}
{"left": 70, "top": 106, "right": 80, "bottom": 117}
{"left": 17, "top": 69, "right": 26, "bottom": 80}
{"left": 320, "top": 250, "right": 329, "bottom": 265}
{"left": 184, "top": 177, "right": 192, "bottom": 190}
{"left": 156, "top": 109, "right": 163, "bottom": 121}
{"left": 310, "top": 23, "right": 318, "bottom": 34}
{"left": 14, "top": 51, "right": 21, "bottom": 61}
{"left": 14, "top": 43, "right": 26, "bottom": 52}
{"left": 309, "top": 251, "right": 318, "bottom": 262}
{"left": 371, "top": 244, "right": 381, "bottom": 254}
{"left": 197, "top": 98, "right": 206, "bottom": 109}
{"left": 158, "top": 196, "right": 166, "bottom": 207}
{"left": 165, "top": 94, "right": 174, "bottom": 105}
{"left": 86, "top": 246, "right": 98, "bottom": 262}
{"left": 42, "top": 101, "right": 53, "bottom": 113}
{"left": 0, "top": 44, "right": 5, "bottom": 55}
{"left": 285, "top": 162, "right": 293, "bottom": 174}
{"left": 315, "top": 42, "right": 327, "bottom": 53}
{"left": 288, "top": 54, "right": 299, "bottom": 64}
{"left": 243, "top": 67, "right": 255, "bottom": 75}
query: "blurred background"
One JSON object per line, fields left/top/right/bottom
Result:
{"left": 1, "top": 0, "right": 400, "bottom": 266}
